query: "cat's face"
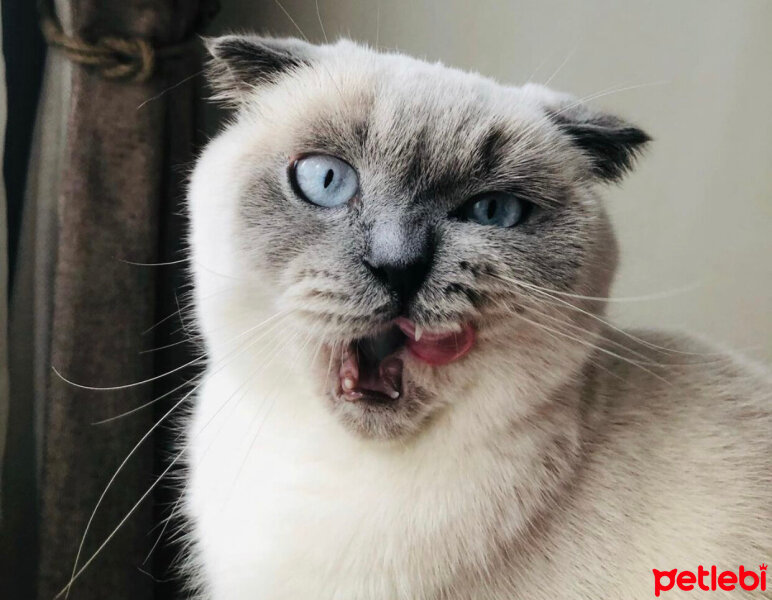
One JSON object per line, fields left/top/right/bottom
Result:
{"left": 192, "top": 37, "right": 648, "bottom": 439}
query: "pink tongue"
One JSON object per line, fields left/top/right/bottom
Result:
{"left": 395, "top": 318, "right": 475, "bottom": 366}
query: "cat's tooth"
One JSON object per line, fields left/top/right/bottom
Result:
{"left": 388, "top": 389, "right": 400, "bottom": 399}
{"left": 339, "top": 345, "right": 359, "bottom": 394}
{"left": 447, "top": 322, "right": 463, "bottom": 333}
{"left": 414, "top": 325, "right": 424, "bottom": 342}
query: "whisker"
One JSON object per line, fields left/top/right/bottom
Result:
{"left": 514, "top": 311, "right": 673, "bottom": 385}
{"left": 119, "top": 257, "right": 188, "bottom": 267}
{"left": 142, "top": 282, "right": 253, "bottom": 340}
{"left": 315, "top": 0, "right": 328, "bottom": 44}
{"left": 526, "top": 52, "right": 553, "bottom": 83}
{"left": 91, "top": 373, "right": 202, "bottom": 426}
{"left": 511, "top": 78, "right": 669, "bottom": 153}
{"left": 139, "top": 337, "right": 194, "bottom": 355}
{"left": 542, "top": 47, "right": 576, "bottom": 87}
{"left": 150, "top": 323, "right": 307, "bottom": 558}
{"left": 95, "top": 311, "right": 295, "bottom": 424}
{"left": 55, "top": 309, "right": 293, "bottom": 392}
{"left": 58, "top": 446, "right": 187, "bottom": 598}
{"left": 490, "top": 273, "right": 720, "bottom": 358}
{"left": 523, "top": 303, "right": 656, "bottom": 364}
{"left": 375, "top": 0, "right": 381, "bottom": 50}
{"left": 136, "top": 69, "right": 205, "bottom": 111}
{"left": 174, "top": 291, "right": 194, "bottom": 339}
{"left": 273, "top": 0, "right": 309, "bottom": 41}
{"left": 502, "top": 303, "right": 625, "bottom": 385}
{"left": 52, "top": 355, "right": 205, "bottom": 392}
{"left": 62, "top": 310, "right": 297, "bottom": 595}
{"left": 142, "top": 307, "right": 186, "bottom": 336}
{"left": 220, "top": 328, "right": 309, "bottom": 510}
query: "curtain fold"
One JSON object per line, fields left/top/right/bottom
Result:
{"left": 2, "top": 2, "right": 70, "bottom": 596}
{"left": 4, "top": 1, "right": 209, "bottom": 598}
{"left": 0, "top": 0, "right": 8, "bottom": 517}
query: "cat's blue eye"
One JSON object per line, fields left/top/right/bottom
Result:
{"left": 463, "top": 192, "right": 525, "bottom": 228}
{"left": 290, "top": 154, "right": 359, "bottom": 208}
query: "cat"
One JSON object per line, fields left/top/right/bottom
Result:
{"left": 182, "top": 35, "right": 772, "bottom": 599}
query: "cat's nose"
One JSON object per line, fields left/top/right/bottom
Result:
{"left": 364, "top": 217, "right": 434, "bottom": 305}
{"left": 364, "top": 255, "right": 432, "bottom": 306}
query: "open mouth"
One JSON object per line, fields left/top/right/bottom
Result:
{"left": 337, "top": 318, "right": 475, "bottom": 403}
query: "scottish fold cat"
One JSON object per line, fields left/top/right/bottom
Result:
{"left": 183, "top": 36, "right": 771, "bottom": 599}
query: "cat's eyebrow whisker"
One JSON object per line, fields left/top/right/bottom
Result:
{"left": 542, "top": 47, "right": 576, "bottom": 88}
{"left": 136, "top": 68, "right": 206, "bottom": 111}
{"left": 374, "top": 0, "right": 381, "bottom": 50}
{"left": 569, "top": 80, "right": 670, "bottom": 112}
{"left": 273, "top": 0, "right": 309, "bottom": 41}
{"left": 508, "top": 78, "right": 669, "bottom": 158}
{"left": 526, "top": 51, "right": 554, "bottom": 83}
{"left": 315, "top": 0, "right": 328, "bottom": 44}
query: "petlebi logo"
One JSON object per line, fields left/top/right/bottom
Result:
{"left": 652, "top": 564, "right": 767, "bottom": 596}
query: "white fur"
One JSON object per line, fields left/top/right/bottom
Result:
{"left": 184, "top": 40, "right": 771, "bottom": 599}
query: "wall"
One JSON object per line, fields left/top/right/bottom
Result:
{"left": 209, "top": 0, "right": 772, "bottom": 361}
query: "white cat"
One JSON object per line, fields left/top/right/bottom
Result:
{"left": 183, "top": 36, "right": 772, "bottom": 599}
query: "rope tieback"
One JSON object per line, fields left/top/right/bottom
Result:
{"left": 39, "top": 1, "right": 220, "bottom": 83}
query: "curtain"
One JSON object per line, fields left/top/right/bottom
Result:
{"left": 0, "top": 0, "right": 8, "bottom": 522}
{"left": 3, "top": 0, "right": 213, "bottom": 598}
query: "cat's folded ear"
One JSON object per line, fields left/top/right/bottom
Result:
{"left": 525, "top": 84, "right": 651, "bottom": 182}
{"left": 204, "top": 35, "right": 315, "bottom": 105}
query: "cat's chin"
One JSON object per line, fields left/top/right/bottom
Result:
{"left": 317, "top": 319, "right": 475, "bottom": 440}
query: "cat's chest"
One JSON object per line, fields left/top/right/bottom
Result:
{"left": 186, "top": 376, "right": 492, "bottom": 599}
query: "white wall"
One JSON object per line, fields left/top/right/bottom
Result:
{"left": 210, "top": 0, "right": 772, "bottom": 362}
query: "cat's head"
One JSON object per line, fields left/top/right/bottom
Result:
{"left": 189, "top": 36, "right": 649, "bottom": 440}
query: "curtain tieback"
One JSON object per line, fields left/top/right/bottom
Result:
{"left": 38, "top": 1, "right": 220, "bottom": 83}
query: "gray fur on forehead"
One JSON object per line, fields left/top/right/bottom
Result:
{"left": 206, "top": 35, "right": 649, "bottom": 184}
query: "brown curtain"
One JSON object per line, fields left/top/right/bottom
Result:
{"left": 4, "top": 1, "right": 215, "bottom": 598}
